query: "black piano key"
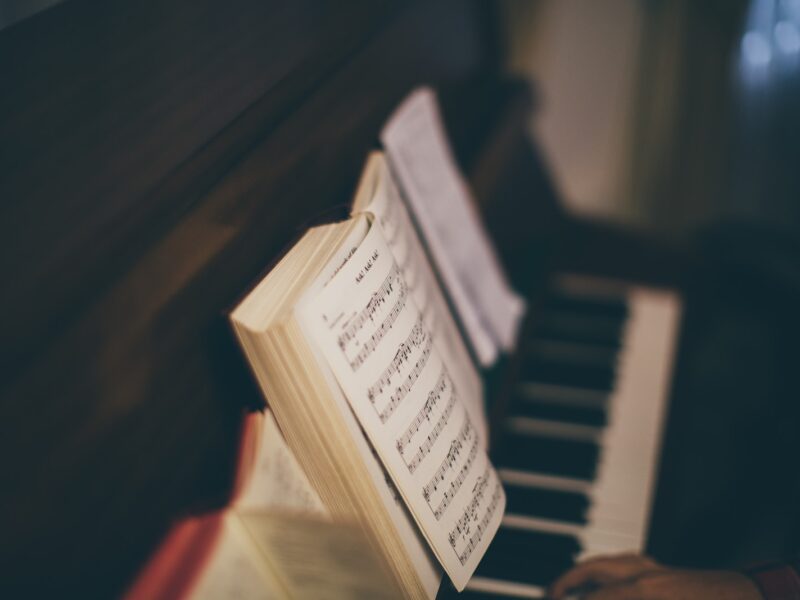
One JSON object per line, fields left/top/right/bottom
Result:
{"left": 543, "top": 293, "right": 629, "bottom": 320}
{"left": 505, "top": 484, "right": 590, "bottom": 525}
{"left": 475, "top": 553, "right": 574, "bottom": 588}
{"left": 523, "top": 339, "right": 620, "bottom": 366}
{"left": 510, "top": 398, "right": 607, "bottom": 427}
{"left": 533, "top": 312, "right": 626, "bottom": 349}
{"left": 494, "top": 433, "right": 599, "bottom": 480}
{"left": 520, "top": 356, "right": 616, "bottom": 392}
{"left": 475, "top": 527, "right": 578, "bottom": 586}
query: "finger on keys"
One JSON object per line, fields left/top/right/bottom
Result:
{"left": 549, "top": 553, "right": 663, "bottom": 599}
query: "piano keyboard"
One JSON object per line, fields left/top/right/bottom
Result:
{"left": 441, "top": 277, "right": 682, "bottom": 598}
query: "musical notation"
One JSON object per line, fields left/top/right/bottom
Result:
{"left": 422, "top": 415, "right": 474, "bottom": 505}
{"left": 338, "top": 262, "right": 399, "bottom": 349}
{"left": 431, "top": 432, "right": 478, "bottom": 521}
{"left": 448, "top": 468, "right": 489, "bottom": 551}
{"left": 399, "top": 370, "right": 457, "bottom": 474}
{"left": 448, "top": 469, "right": 502, "bottom": 566}
{"left": 337, "top": 262, "right": 408, "bottom": 371}
{"left": 366, "top": 317, "right": 432, "bottom": 423}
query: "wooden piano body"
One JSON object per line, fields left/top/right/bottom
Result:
{"left": 1, "top": 0, "right": 760, "bottom": 597}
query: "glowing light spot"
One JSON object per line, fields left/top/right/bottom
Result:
{"left": 742, "top": 31, "right": 773, "bottom": 66}
{"left": 775, "top": 20, "right": 800, "bottom": 53}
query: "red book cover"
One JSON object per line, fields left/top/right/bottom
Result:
{"left": 123, "top": 410, "right": 262, "bottom": 600}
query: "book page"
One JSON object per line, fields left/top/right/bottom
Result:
{"left": 236, "top": 410, "right": 328, "bottom": 516}
{"left": 239, "top": 512, "right": 403, "bottom": 599}
{"left": 381, "top": 87, "right": 526, "bottom": 367}
{"left": 296, "top": 220, "right": 505, "bottom": 590}
{"left": 189, "top": 514, "right": 286, "bottom": 600}
{"left": 352, "top": 155, "right": 488, "bottom": 445}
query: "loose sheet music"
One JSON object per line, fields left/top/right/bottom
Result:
{"left": 352, "top": 155, "right": 488, "bottom": 445}
{"left": 297, "top": 220, "right": 504, "bottom": 590}
{"left": 381, "top": 87, "right": 526, "bottom": 367}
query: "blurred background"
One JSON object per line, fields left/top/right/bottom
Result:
{"left": 502, "top": 0, "right": 800, "bottom": 239}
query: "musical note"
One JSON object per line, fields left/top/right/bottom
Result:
{"left": 421, "top": 415, "right": 474, "bottom": 503}
{"left": 431, "top": 433, "right": 478, "bottom": 520}
{"left": 398, "top": 370, "right": 457, "bottom": 474}
{"left": 447, "top": 470, "right": 502, "bottom": 565}
{"left": 338, "top": 262, "right": 399, "bottom": 349}
{"left": 366, "top": 317, "right": 431, "bottom": 424}
{"left": 447, "top": 468, "right": 489, "bottom": 548}
{"left": 337, "top": 262, "right": 409, "bottom": 371}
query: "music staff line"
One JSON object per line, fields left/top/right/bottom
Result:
{"left": 366, "top": 316, "right": 430, "bottom": 419}
{"left": 399, "top": 372, "right": 457, "bottom": 474}
{"left": 376, "top": 337, "right": 433, "bottom": 424}
{"left": 448, "top": 469, "right": 502, "bottom": 565}
{"left": 421, "top": 415, "right": 474, "bottom": 505}
{"left": 338, "top": 263, "right": 409, "bottom": 371}
{"left": 432, "top": 432, "right": 479, "bottom": 521}
{"left": 448, "top": 467, "right": 490, "bottom": 552}
{"left": 338, "top": 261, "right": 400, "bottom": 351}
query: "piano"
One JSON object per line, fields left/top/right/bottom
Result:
{"left": 0, "top": 0, "right": 730, "bottom": 597}
{"left": 446, "top": 276, "right": 682, "bottom": 598}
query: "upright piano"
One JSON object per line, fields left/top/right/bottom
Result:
{"left": 3, "top": 0, "right": 784, "bottom": 597}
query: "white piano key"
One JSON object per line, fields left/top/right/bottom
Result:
{"left": 525, "top": 339, "right": 618, "bottom": 365}
{"left": 506, "top": 416, "right": 603, "bottom": 443}
{"left": 499, "top": 468, "right": 593, "bottom": 494}
{"left": 516, "top": 382, "right": 608, "bottom": 407}
{"left": 502, "top": 514, "right": 584, "bottom": 537}
{"left": 579, "top": 287, "right": 681, "bottom": 558}
{"left": 466, "top": 576, "right": 546, "bottom": 598}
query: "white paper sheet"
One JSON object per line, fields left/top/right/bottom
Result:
{"left": 381, "top": 87, "right": 526, "bottom": 367}
{"left": 352, "top": 156, "right": 488, "bottom": 445}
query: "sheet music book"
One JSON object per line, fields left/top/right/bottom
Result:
{"left": 229, "top": 149, "right": 507, "bottom": 595}
{"left": 382, "top": 87, "right": 526, "bottom": 367}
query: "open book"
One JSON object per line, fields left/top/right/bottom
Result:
{"left": 124, "top": 408, "right": 402, "bottom": 600}
{"left": 231, "top": 150, "right": 506, "bottom": 596}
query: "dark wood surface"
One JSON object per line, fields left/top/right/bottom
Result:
{"left": 0, "top": 1, "right": 507, "bottom": 596}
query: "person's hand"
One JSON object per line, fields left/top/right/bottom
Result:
{"left": 548, "top": 553, "right": 762, "bottom": 599}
